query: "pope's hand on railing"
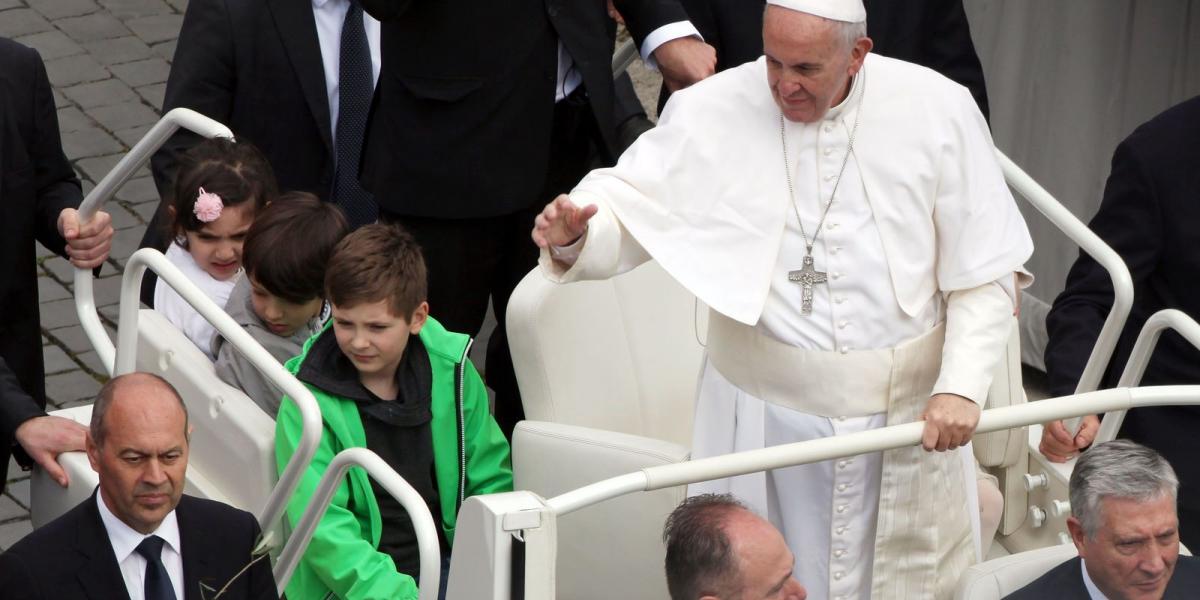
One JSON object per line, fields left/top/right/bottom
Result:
{"left": 1039, "top": 415, "right": 1099, "bottom": 462}
{"left": 58, "top": 207, "right": 114, "bottom": 269}
{"left": 920, "top": 393, "right": 981, "bottom": 452}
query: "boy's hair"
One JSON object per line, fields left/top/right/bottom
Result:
{"left": 165, "top": 137, "right": 278, "bottom": 241}
{"left": 325, "top": 223, "right": 427, "bottom": 319}
{"left": 242, "top": 192, "right": 350, "bottom": 304}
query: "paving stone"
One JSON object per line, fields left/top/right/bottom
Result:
{"left": 0, "top": 9, "right": 54, "bottom": 38}
{"left": 46, "top": 324, "right": 97, "bottom": 354}
{"left": 63, "top": 77, "right": 138, "bottom": 108}
{"left": 0, "top": 495, "right": 27, "bottom": 522}
{"left": 86, "top": 100, "right": 159, "bottom": 132}
{"left": 167, "top": 0, "right": 187, "bottom": 12}
{"left": 46, "top": 370, "right": 102, "bottom": 404}
{"left": 81, "top": 178, "right": 96, "bottom": 195}
{"left": 0, "top": 0, "right": 23, "bottom": 10}
{"left": 110, "top": 226, "right": 144, "bottom": 264}
{"left": 40, "top": 298, "right": 81, "bottom": 329}
{"left": 76, "top": 350, "right": 109, "bottom": 375}
{"left": 0, "top": 519, "right": 33, "bottom": 551}
{"left": 5, "top": 455, "right": 21, "bottom": 482}
{"left": 110, "top": 56, "right": 170, "bottom": 87}
{"left": 36, "top": 241, "right": 58, "bottom": 259}
{"left": 7, "top": 478, "right": 30, "bottom": 509}
{"left": 43, "top": 53, "right": 109, "bottom": 87}
{"left": 41, "top": 256, "right": 75, "bottom": 281}
{"left": 99, "top": 0, "right": 174, "bottom": 19}
{"left": 43, "top": 343, "right": 78, "bottom": 375}
{"left": 76, "top": 152, "right": 123, "bottom": 181}
{"left": 82, "top": 35, "right": 154, "bottom": 65}
{"left": 93, "top": 273, "right": 126, "bottom": 306}
{"left": 62, "top": 125, "right": 124, "bottom": 159}
{"left": 114, "top": 123, "right": 154, "bottom": 147}
{"left": 57, "top": 11, "right": 132, "bottom": 43}
{"left": 135, "top": 81, "right": 166, "bottom": 108}
{"left": 116, "top": 175, "right": 160, "bottom": 204}
{"left": 106, "top": 202, "right": 143, "bottom": 230}
{"left": 53, "top": 88, "right": 70, "bottom": 108}
{"left": 126, "top": 13, "right": 181, "bottom": 44}
{"left": 98, "top": 303, "right": 122, "bottom": 324}
{"left": 130, "top": 198, "right": 160, "bottom": 221}
{"left": 56, "top": 105, "right": 92, "bottom": 133}
{"left": 58, "top": 397, "right": 97, "bottom": 410}
{"left": 152, "top": 39, "right": 177, "bottom": 63}
{"left": 26, "top": 0, "right": 99, "bottom": 19}
{"left": 15, "top": 29, "right": 85, "bottom": 60}
{"left": 37, "top": 275, "right": 72, "bottom": 302}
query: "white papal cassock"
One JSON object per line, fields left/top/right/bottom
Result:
{"left": 542, "top": 53, "right": 1032, "bottom": 599}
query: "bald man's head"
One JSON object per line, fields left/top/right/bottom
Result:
{"left": 89, "top": 373, "right": 188, "bottom": 448}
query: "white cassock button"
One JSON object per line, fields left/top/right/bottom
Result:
{"left": 834, "top": 571, "right": 844, "bottom": 580}
{"left": 824, "top": 147, "right": 833, "bottom": 156}
{"left": 838, "top": 320, "right": 848, "bottom": 329}
{"left": 830, "top": 246, "right": 841, "bottom": 255}
{"left": 836, "top": 526, "right": 846, "bottom": 535}
{"left": 840, "top": 345, "right": 850, "bottom": 354}
{"left": 836, "top": 415, "right": 846, "bottom": 421}
{"left": 834, "top": 296, "right": 845, "bottom": 304}
{"left": 838, "top": 460, "right": 848, "bottom": 469}
{"left": 831, "top": 271, "right": 841, "bottom": 280}
{"left": 834, "top": 550, "right": 845, "bottom": 558}
{"left": 827, "top": 222, "right": 838, "bottom": 230}
{"left": 837, "top": 483, "right": 848, "bottom": 492}
{"left": 836, "top": 504, "right": 847, "bottom": 513}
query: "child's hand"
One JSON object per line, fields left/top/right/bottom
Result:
{"left": 58, "top": 207, "right": 114, "bottom": 269}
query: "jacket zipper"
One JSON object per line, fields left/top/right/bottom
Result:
{"left": 456, "top": 337, "right": 473, "bottom": 510}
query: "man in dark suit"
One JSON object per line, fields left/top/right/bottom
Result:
{"left": 142, "top": 0, "right": 383, "bottom": 302}
{"left": 0, "top": 37, "right": 113, "bottom": 495}
{"left": 359, "top": 0, "right": 715, "bottom": 437}
{"left": 1006, "top": 440, "right": 1200, "bottom": 599}
{"left": 1041, "top": 96, "right": 1200, "bottom": 549}
{"left": 0, "top": 373, "right": 276, "bottom": 599}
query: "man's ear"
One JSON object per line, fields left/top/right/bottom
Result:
{"left": 85, "top": 431, "right": 101, "bottom": 472}
{"left": 1066, "top": 516, "right": 1089, "bottom": 558}
{"left": 848, "top": 36, "right": 873, "bottom": 75}
{"left": 408, "top": 301, "right": 430, "bottom": 335}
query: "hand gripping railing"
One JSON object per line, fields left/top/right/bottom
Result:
{"left": 74, "top": 108, "right": 234, "bottom": 374}
{"left": 994, "top": 150, "right": 1134, "bottom": 435}
{"left": 1093, "top": 309, "right": 1200, "bottom": 443}
{"left": 545, "top": 385, "right": 1200, "bottom": 516}
{"left": 274, "top": 448, "right": 442, "bottom": 600}
{"left": 115, "top": 249, "right": 324, "bottom": 563}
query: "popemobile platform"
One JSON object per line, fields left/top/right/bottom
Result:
{"left": 23, "top": 34, "right": 1200, "bottom": 598}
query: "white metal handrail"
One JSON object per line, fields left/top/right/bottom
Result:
{"left": 1093, "top": 309, "right": 1200, "bottom": 443}
{"left": 274, "top": 448, "right": 442, "bottom": 600}
{"left": 116, "top": 249, "right": 324, "bottom": 561}
{"left": 545, "top": 385, "right": 1199, "bottom": 516}
{"left": 74, "top": 108, "right": 234, "bottom": 374}
{"left": 995, "top": 150, "right": 1134, "bottom": 434}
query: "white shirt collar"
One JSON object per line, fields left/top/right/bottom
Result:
{"left": 96, "top": 490, "right": 182, "bottom": 563}
{"left": 1080, "top": 559, "right": 1111, "bottom": 600}
{"left": 824, "top": 63, "right": 865, "bottom": 121}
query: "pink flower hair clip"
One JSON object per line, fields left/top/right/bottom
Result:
{"left": 193, "top": 187, "right": 224, "bottom": 223}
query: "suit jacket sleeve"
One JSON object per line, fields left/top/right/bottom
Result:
{"left": 27, "top": 45, "right": 81, "bottom": 256}
{"left": 917, "top": 0, "right": 990, "bottom": 121}
{"left": 242, "top": 511, "right": 280, "bottom": 599}
{"left": 150, "top": 0, "right": 238, "bottom": 204}
{"left": 0, "top": 355, "right": 48, "bottom": 444}
{"left": 1044, "top": 138, "right": 1161, "bottom": 397}
{"left": 0, "top": 547, "right": 42, "bottom": 599}
{"left": 614, "top": 0, "right": 690, "bottom": 49}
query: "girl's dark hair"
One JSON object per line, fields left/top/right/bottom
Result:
{"left": 242, "top": 192, "right": 351, "bottom": 304}
{"left": 164, "top": 137, "right": 278, "bottom": 242}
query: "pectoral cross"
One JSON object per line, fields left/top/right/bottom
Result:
{"left": 787, "top": 255, "right": 827, "bottom": 315}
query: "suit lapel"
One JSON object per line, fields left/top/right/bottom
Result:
{"left": 177, "top": 496, "right": 213, "bottom": 600}
{"left": 266, "top": 0, "right": 334, "bottom": 152}
{"left": 76, "top": 495, "right": 134, "bottom": 600}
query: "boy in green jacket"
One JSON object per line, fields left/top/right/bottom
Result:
{"left": 275, "top": 223, "right": 513, "bottom": 600}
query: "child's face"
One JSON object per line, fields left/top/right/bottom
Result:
{"left": 184, "top": 202, "right": 254, "bottom": 281}
{"left": 248, "top": 277, "right": 324, "bottom": 338}
{"left": 331, "top": 299, "right": 428, "bottom": 383}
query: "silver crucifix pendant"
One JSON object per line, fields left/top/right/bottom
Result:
{"left": 787, "top": 255, "right": 828, "bottom": 315}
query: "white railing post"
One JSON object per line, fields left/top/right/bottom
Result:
{"left": 273, "top": 448, "right": 442, "bottom": 600}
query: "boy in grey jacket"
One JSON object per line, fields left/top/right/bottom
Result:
{"left": 213, "top": 192, "right": 349, "bottom": 415}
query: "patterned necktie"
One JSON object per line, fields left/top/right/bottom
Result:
{"left": 334, "top": 0, "right": 379, "bottom": 229}
{"left": 135, "top": 535, "right": 177, "bottom": 600}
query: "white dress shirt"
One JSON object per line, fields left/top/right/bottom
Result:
{"left": 1081, "top": 559, "right": 1111, "bottom": 600}
{"left": 96, "top": 492, "right": 184, "bottom": 600}
{"left": 311, "top": 0, "right": 382, "bottom": 142}
{"left": 556, "top": 21, "right": 702, "bottom": 101}
{"left": 153, "top": 243, "right": 240, "bottom": 361}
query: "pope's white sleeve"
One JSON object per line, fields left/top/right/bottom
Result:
{"left": 931, "top": 277, "right": 1016, "bottom": 405}
{"left": 538, "top": 200, "right": 651, "bottom": 283}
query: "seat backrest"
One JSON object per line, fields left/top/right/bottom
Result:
{"left": 507, "top": 262, "right": 706, "bottom": 448}
{"left": 954, "top": 544, "right": 1078, "bottom": 599}
{"left": 513, "top": 421, "right": 690, "bottom": 600}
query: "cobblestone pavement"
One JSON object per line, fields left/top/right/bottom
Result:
{"left": 1, "top": 5, "right": 665, "bottom": 550}
{"left": 2, "top": 0, "right": 186, "bottom": 550}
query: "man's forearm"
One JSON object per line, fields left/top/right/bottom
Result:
{"left": 932, "top": 280, "right": 1016, "bottom": 405}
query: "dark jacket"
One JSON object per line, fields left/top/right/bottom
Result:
{"left": 0, "top": 493, "right": 277, "bottom": 599}
{"left": 1044, "top": 96, "right": 1200, "bottom": 510}
{"left": 0, "top": 38, "right": 83, "bottom": 492}
{"left": 358, "top": 0, "right": 687, "bottom": 219}
{"left": 1005, "top": 555, "right": 1200, "bottom": 599}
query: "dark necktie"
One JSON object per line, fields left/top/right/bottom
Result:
{"left": 135, "top": 535, "right": 177, "bottom": 600}
{"left": 333, "top": 0, "right": 379, "bottom": 229}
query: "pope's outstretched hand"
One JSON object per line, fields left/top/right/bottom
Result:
{"left": 532, "top": 194, "right": 598, "bottom": 249}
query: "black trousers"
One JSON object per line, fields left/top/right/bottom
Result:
{"left": 383, "top": 90, "right": 597, "bottom": 438}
